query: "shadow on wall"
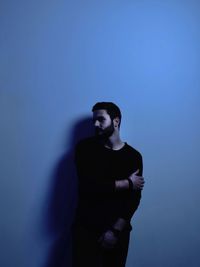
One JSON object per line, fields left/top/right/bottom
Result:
{"left": 43, "top": 116, "right": 94, "bottom": 267}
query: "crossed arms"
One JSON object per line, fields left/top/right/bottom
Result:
{"left": 75, "top": 142, "right": 145, "bottom": 249}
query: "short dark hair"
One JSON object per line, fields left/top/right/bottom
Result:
{"left": 92, "top": 102, "right": 122, "bottom": 127}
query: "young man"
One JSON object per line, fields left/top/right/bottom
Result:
{"left": 72, "top": 102, "right": 145, "bottom": 267}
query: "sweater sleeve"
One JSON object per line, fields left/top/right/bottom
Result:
{"left": 75, "top": 142, "right": 115, "bottom": 196}
{"left": 116, "top": 153, "right": 143, "bottom": 222}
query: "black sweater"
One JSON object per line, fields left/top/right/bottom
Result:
{"left": 74, "top": 137, "right": 143, "bottom": 233}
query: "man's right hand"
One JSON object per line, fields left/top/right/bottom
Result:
{"left": 128, "top": 169, "right": 145, "bottom": 190}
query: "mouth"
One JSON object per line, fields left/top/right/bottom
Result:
{"left": 95, "top": 128, "right": 103, "bottom": 134}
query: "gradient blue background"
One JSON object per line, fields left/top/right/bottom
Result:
{"left": 1, "top": 1, "right": 200, "bottom": 267}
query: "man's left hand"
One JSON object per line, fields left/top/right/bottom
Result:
{"left": 98, "top": 230, "right": 118, "bottom": 249}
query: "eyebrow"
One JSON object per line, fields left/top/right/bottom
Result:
{"left": 92, "top": 116, "right": 105, "bottom": 121}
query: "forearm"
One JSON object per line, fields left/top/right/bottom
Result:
{"left": 115, "top": 179, "right": 129, "bottom": 191}
{"left": 78, "top": 177, "right": 130, "bottom": 196}
{"left": 79, "top": 178, "right": 115, "bottom": 196}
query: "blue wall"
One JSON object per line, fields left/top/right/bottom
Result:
{"left": 0, "top": 1, "right": 200, "bottom": 267}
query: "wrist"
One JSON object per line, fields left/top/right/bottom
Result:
{"left": 115, "top": 180, "right": 129, "bottom": 191}
{"left": 127, "top": 178, "right": 134, "bottom": 190}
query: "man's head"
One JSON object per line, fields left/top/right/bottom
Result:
{"left": 92, "top": 102, "right": 122, "bottom": 138}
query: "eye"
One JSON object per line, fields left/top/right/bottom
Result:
{"left": 93, "top": 116, "right": 105, "bottom": 123}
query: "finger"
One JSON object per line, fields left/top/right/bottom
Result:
{"left": 133, "top": 169, "right": 140, "bottom": 175}
{"left": 134, "top": 175, "right": 143, "bottom": 179}
{"left": 136, "top": 176, "right": 144, "bottom": 183}
{"left": 138, "top": 184, "right": 144, "bottom": 189}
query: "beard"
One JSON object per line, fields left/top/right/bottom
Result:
{"left": 95, "top": 122, "right": 115, "bottom": 140}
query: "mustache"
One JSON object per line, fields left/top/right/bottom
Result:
{"left": 95, "top": 127, "right": 102, "bottom": 132}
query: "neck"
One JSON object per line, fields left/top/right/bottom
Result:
{"left": 101, "top": 133, "right": 124, "bottom": 150}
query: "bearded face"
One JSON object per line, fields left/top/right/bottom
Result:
{"left": 93, "top": 109, "right": 116, "bottom": 140}
{"left": 95, "top": 121, "right": 115, "bottom": 139}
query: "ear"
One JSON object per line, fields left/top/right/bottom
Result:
{"left": 113, "top": 117, "right": 120, "bottom": 127}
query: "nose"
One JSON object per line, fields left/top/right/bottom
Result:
{"left": 94, "top": 120, "right": 100, "bottom": 127}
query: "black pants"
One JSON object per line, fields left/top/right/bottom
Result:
{"left": 72, "top": 224, "right": 130, "bottom": 267}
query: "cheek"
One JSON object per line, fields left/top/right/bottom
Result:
{"left": 105, "top": 122, "right": 114, "bottom": 130}
{"left": 103, "top": 121, "right": 110, "bottom": 128}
